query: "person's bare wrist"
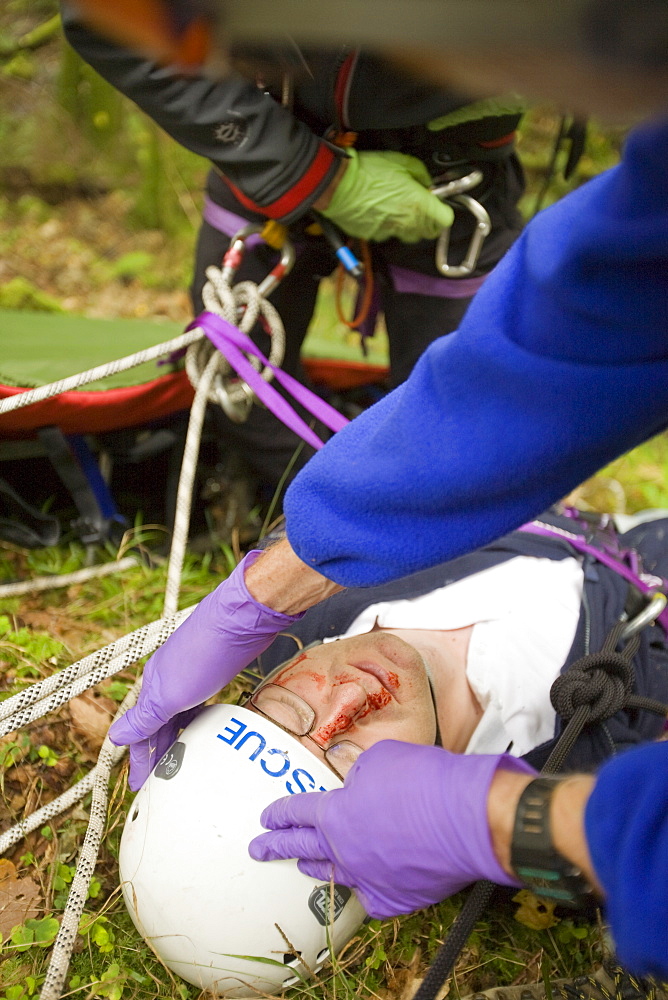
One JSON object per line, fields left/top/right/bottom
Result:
{"left": 312, "top": 157, "right": 349, "bottom": 211}
{"left": 487, "top": 769, "right": 602, "bottom": 894}
{"left": 550, "top": 774, "right": 601, "bottom": 893}
{"left": 244, "top": 537, "right": 343, "bottom": 615}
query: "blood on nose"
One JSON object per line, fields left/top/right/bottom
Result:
{"left": 312, "top": 676, "right": 392, "bottom": 744}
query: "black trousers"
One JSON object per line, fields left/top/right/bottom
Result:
{"left": 191, "top": 159, "right": 524, "bottom": 492}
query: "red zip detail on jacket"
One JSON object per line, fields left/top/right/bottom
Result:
{"left": 223, "top": 143, "right": 338, "bottom": 220}
{"left": 478, "top": 131, "right": 516, "bottom": 149}
{"left": 334, "top": 50, "right": 357, "bottom": 129}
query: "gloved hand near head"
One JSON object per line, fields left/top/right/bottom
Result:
{"left": 108, "top": 551, "right": 304, "bottom": 790}
{"left": 249, "top": 740, "right": 537, "bottom": 918}
{"left": 320, "top": 149, "right": 454, "bottom": 244}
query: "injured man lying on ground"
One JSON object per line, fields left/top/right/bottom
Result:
{"left": 249, "top": 505, "right": 668, "bottom": 773}
{"left": 117, "top": 506, "right": 668, "bottom": 996}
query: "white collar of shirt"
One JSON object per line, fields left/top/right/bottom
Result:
{"left": 326, "top": 555, "right": 584, "bottom": 758}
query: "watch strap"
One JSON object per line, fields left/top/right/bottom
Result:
{"left": 511, "top": 776, "right": 592, "bottom": 907}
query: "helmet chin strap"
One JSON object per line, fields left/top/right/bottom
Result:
{"left": 423, "top": 661, "right": 443, "bottom": 748}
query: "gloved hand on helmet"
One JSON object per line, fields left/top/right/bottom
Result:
{"left": 249, "top": 740, "right": 537, "bottom": 918}
{"left": 320, "top": 149, "right": 454, "bottom": 243}
{"left": 109, "top": 551, "right": 303, "bottom": 790}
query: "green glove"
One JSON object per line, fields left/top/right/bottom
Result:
{"left": 321, "top": 149, "right": 454, "bottom": 243}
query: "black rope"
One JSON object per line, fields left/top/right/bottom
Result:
{"left": 412, "top": 881, "right": 495, "bottom": 1000}
{"left": 550, "top": 622, "right": 639, "bottom": 723}
{"left": 412, "top": 615, "right": 668, "bottom": 1000}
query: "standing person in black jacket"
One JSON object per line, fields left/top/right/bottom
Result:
{"left": 61, "top": 5, "right": 526, "bottom": 496}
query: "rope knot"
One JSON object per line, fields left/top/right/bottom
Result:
{"left": 187, "top": 268, "right": 286, "bottom": 423}
{"left": 550, "top": 650, "right": 635, "bottom": 722}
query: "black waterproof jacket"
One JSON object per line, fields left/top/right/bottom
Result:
{"left": 62, "top": 7, "right": 524, "bottom": 230}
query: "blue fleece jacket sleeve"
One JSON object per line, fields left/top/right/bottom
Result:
{"left": 585, "top": 742, "right": 668, "bottom": 979}
{"left": 284, "top": 117, "right": 668, "bottom": 587}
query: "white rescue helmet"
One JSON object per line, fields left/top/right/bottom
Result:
{"left": 119, "top": 703, "right": 367, "bottom": 997}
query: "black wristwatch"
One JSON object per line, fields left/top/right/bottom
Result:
{"left": 510, "top": 776, "right": 593, "bottom": 908}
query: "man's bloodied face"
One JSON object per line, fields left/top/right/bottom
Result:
{"left": 249, "top": 631, "right": 439, "bottom": 776}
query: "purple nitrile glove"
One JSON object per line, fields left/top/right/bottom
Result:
{"left": 109, "top": 551, "right": 303, "bottom": 790}
{"left": 249, "top": 740, "right": 537, "bottom": 919}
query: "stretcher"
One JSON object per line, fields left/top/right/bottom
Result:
{"left": 0, "top": 307, "right": 388, "bottom": 547}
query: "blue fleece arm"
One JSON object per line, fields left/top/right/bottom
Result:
{"left": 284, "top": 117, "right": 668, "bottom": 587}
{"left": 585, "top": 742, "right": 668, "bottom": 979}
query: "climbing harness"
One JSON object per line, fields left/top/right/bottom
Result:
{"left": 431, "top": 168, "right": 492, "bottom": 278}
{"left": 412, "top": 519, "right": 668, "bottom": 1000}
{"left": 520, "top": 513, "right": 668, "bottom": 633}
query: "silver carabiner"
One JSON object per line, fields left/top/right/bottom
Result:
{"left": 214, "top": 375, "right": 255, "bottom": 424}
{"left": 620, "top": 591, "right": 667, "bottom": 640}
{"left": 220, "top": 224, "right": 296, "bottom": 297}
{"left": 430, "top": 169, "right": 484, "bottom": 201}
{"left": 432, "top": 170, "right": 492, "bottom": 279}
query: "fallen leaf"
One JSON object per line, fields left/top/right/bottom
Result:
{"left": 0, "top": 858, "right": 41, "bottom": 942}
{"left": 69, "top": 690, "right": 116, "bottom": 747}
{"left": 513, "top": 889, "right": 560, "bottom": 930}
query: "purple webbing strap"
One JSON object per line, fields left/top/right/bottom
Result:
{"left": 389, "top": 263, "right": 489, "bottom": 300}
{"left": 520, "top": 520, "right": 668, "bottom": 633}
{"left": 188, "top": 311, "right": 349, "bottom": 451}
{"left": 202, "top": 197, "right": 265, "bottom": 246}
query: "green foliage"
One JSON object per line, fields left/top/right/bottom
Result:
{"left": 0, "top": 277, "right": 63, "bottom": 312}
{"left": 0, "top": 616, "right": 66, "bottom": 682}
{"left": 0, "top": 741, "right": 23, "bottom": 768}
{"left": 56, "top": 42, "right": 205, "bottom": 235}
{"left": 517, "top": 107, "right": 624, "bottom": 219}
{"left": 570, "top": 432, "right": 668, "bottom": 513}
{"left": 105, "top": 251, "right": 155, "bottom": 283}
{"left": 89, "top": 919, "right": 115, "bottom": 954}
{"left": 103, "top": 680, "right": 131, "bottom": 703}
{"left": 36, "top": 745, "right": 58, "bottom": 767}
{"left": 90, "top": 962, "right": 127, "bottom": 1000}
{"left": 2, "top": 52, "right": 35, "bottom": 80}
{"left": 9, "top": 917, "right": 59, "bottom": 952}
{"left": 0, "top": 978, "right": 40, "bottom": 1000}
{"left": 51, "top": 863, "right": 100, "bottom": 909}
{"left": 57, "top": 41, "right": 126, "bottom": 153}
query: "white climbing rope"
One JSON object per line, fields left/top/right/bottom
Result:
{"left": 39, "top": 730, "right": 132, "bottom": 1000}
{"left": 167, "top": 265, "right": 285, "bottom": 615}
{"left": 0, "top": 607, "right": 193, "bottom": 738}
{"left": 188, "top": 269, "right": 285, "bottom": 422}
{"left": 0, "top": 252, "right": 291, "bottom": 999}
{"left": 0, "top": 328, "right": 204, "bottom": 416}
{"left": 0, "top": 601, "right": 200, "bottom": 999}
{"left": 0, "top": 556, "right": 138, "bottom": 599}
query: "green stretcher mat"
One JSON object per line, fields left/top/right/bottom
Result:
{"left": 0, "top": 309, "right": 185, "bottom": 390}
{"left": 0, "top": 308, "right": 389, "bottom": 437}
